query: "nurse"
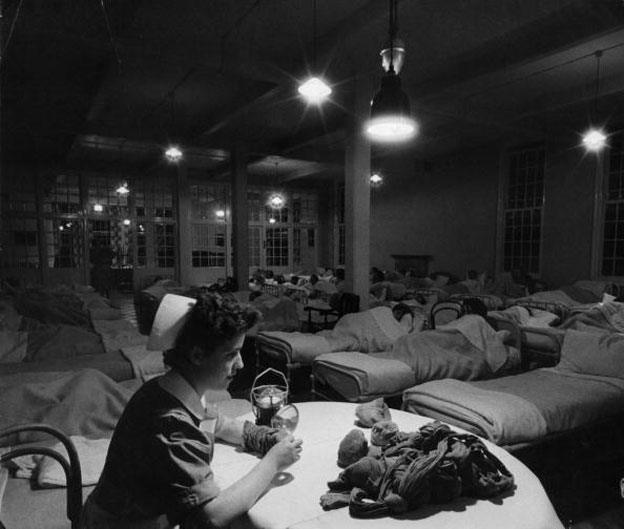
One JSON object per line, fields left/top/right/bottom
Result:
{"left": 81, "top": 293, "right": 303, "bottom": 528}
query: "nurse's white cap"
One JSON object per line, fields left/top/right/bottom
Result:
{"left": 147, "top": 294, "right": 196, "bottom": 351}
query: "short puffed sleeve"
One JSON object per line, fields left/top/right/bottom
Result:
{"left": 148, "top": 411, "right": 221, "bottom": 524}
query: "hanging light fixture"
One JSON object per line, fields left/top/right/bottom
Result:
{"left": 164, "top": 92, "right": 184, "bottom": 162}
{"left": 298, "top": 0, "right": 332, "bottom": 104}
{"left": 366, "top": 0, "right": 417, "bottom": 143}
{"left": 116, "top": 182, "right": 130, "bottom": 195}
{"left": 267, "top": 160, "right": 286, "bottom": 209}
{"left": 370, "top": 173, "right": 383, "bottom": 186}
{"left": 582, "top": 50, "right": 607, "bottom": 153}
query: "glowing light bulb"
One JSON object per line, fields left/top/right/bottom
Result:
{"left": 165, "top": 145, "right": 183, "bottom": 162}
{"left": 268, "top": 217, "right": 276, "bottom": 224}
{"left": 116, "top": 183, "right": 129, "bottom": 195}
{"left": 582, "top": 128, "right": 607, "bottom": 152}
{"left": 93, "top": 204, "right": 103, "bottom": 212}
{"left": 370, "top": 173, "right": 383, "bottom": 185}
{"left": 215, "top": 210, "right": 225, "bottom": 219}
{"left": 269, "top": 194, "right": 285, "bottom": 208}
{"left": 123, "top": 219, "right": 131, "bottom": 226}
{"left": 298, "top": 77, "right": 332, "bottom": 104}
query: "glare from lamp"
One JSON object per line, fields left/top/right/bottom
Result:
{"left": 58, "top": 225, "right": 64, "bottom": 231}
{"left": 268, "top": 217, "right": 277, "bottom": 224}
{"left": 123, "top": 219, "right": 131, "bottom": 226}
{"left": 298, "top": 77, "right": 332, "bottom": 104}
{"left": 215, "top": 209, "right": 225, "bottom": 219}
{"left": 370, "top": 173, "right": 383, "bottom": 185}
{"left": 269, "top": 194, "right": 285, "bottom": 209}
{"left": 116, "top": 183, "right": 130, "bottom": 195}
{"left": 366, "top": 116, "right": 417, "bottom": 143}
{"left": 93, "top": 203, "right": 104, "bottom": 212}
{"left": 582, "top": 128, "right": 607, "bottom": 152}
{"left": 164, "top": 145, "right": 183, "bottom": 163}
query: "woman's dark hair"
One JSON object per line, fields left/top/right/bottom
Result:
{"left": 392, "top": 302, "right": 413, "bottom": 322}
{"left": 164, "top": 293, "right": 260, "bottom": 369}
{"left": 371, "top": 270, "right": 385, "bottom": 284}
{"left": 310, "top": 274, "right": 319, "bottom": 285}
{"left": 335, "top": 268, "right": 345, "bottom": 281}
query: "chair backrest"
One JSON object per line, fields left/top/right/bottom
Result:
{"left": 336, "top": 292, "right": 360, "bottom": 315}
{"left": 0, "top": 424, "right": 83, "bottom": 529}
{"left": 430, "top": 300, "right": 464, "bottom": 329}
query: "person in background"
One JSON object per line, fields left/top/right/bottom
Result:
{"left": 81, "top": 293, "right": 303, "bottom": 529}
{"left": 334, "top": 268, "right": 346, "bottom": 293}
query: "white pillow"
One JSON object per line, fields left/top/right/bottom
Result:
{"left": 558, "top": 330, "right": 624, "bottom": 379}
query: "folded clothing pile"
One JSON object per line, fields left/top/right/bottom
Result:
{"left": 321, "top": 415, "right": 514, "bottom": 518}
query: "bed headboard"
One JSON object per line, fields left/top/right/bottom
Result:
{"left": 513, "top": 299, "right": 570, "bottom": 320}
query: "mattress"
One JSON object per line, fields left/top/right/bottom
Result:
{"left": 403, "top": 368, "right": 624, "bottom": 448}
{"left": 312, "top": 351, "right": 414, "bottom": 402}
{"left": 0, "top": 351, "right": 134, "bottom": 382}
{"left": 256, "top": 331, "right": 331, "bottom": 365}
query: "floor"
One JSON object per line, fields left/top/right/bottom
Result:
{"left": 118, "top": 293, "right": 624, "bottom": 529}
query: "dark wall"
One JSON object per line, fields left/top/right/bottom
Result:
{"left": 541, "top": 144, "right": 596, "bottom": 286}
{"left": 370, "top": 143, "right": 599, "bottom": 286}
{"left": 370, "top": 148, "right": 500, "bottom": 277}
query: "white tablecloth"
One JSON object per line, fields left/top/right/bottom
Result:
{"left": 211, "top": 401, "right": 564, "bottom": 529}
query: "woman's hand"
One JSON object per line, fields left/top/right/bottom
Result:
{"left": 265, "top": 435, "right": 303, "bottom": 471}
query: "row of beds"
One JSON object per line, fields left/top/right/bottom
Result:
{"left": 255, "top": 281, "right": 624, "bottom": 457}
{"left": 0, "top": 280, "right": 622, "bottom": 528}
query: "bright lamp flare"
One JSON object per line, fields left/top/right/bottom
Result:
{"left": 298, "top": 77, "right": 332, "bottom": 103}
{"left": 366, "top": 116, "right": 417, "bottom": 143}
{"left": 123, "top": 219, "right": 131, "bottom": 226}
{"left": 215, "top": 209, "right": 225, "bottom": 218}
{"left": 370, "top": 173, "right": 383, "bottom": 185}
{"left": 582, "top": 128, "right": 607, "bottom": 152}
{"left": 268, "top": 217, "right": 277, "bottom": 224}
{"left": 165, "top": 145, "right": 183, "bottom": 162}
{"left": 116, "top": 183, "right": 130, "bottom": 195}
{"left": 93, "top": 204, "right": 104, "bottom": 212}
{"left": 269, "top": 194, "right": 285, "bottom": 208}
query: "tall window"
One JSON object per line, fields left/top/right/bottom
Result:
{"left": 43, "top": 173, "right": 84, "bottom": 269}
{"left": 502, "top": 146, "right": 545, "bottom": 274}
{"left": 602, "top": 131, "right": 624, "bottom": 276}
{"left": 1, "top": 172, "right": 39, "bottom": 269}
{"left": 154, "top": 223, "right": 175, "bottom": 268}
{"left": 189, "top": 183, "right": 229, "bottom": 269}
{"left": 266, "top": 227, "right": 289, "bottom": 267}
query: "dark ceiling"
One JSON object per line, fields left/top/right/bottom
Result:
{"left": 3, "top": 0, "right": 624, "bottom": 184}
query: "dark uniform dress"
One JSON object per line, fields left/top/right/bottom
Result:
{"left": 81, "top": 371, "right": 221, "bottom": 529}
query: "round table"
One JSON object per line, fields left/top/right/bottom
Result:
{"left": 211, "top": 401, "right": 563, "bottom": 529}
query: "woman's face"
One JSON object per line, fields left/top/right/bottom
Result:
{"left": 197, "top": 333, "right": 245, "bottom": 390}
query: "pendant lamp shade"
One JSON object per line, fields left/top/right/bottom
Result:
{"left": 367, "top": 70, "right": 417, "bottom": 142}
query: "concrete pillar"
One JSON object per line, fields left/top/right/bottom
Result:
{"left": 344, "top": 74, "right": 372, "bottom": 306}
{"left": 176, "top": 162, "right": 192, "bottom": 285}
{"left": 231, "top": 144, "right": 249, "bottom": 291}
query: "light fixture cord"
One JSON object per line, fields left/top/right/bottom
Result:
{"left": 313, "top": 0, "right": 317, "bottom": 70}
{"left": 594, "top": 50, "right": 602, "bottom": 120}
{"left": 388, "top": 0, "right": 398, "bottom": 73}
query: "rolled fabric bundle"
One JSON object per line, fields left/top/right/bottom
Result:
{"left": 242, "top": 420, "right": 288, "bottom": 455}
{"left": 355, "top": 398, "right": 392, "bottom": 427}
{"left": 337, "top": 429, "right": 368, "bottom": 468}
{"left": 371, "top": 420, "right": 399, "bottom": 447}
